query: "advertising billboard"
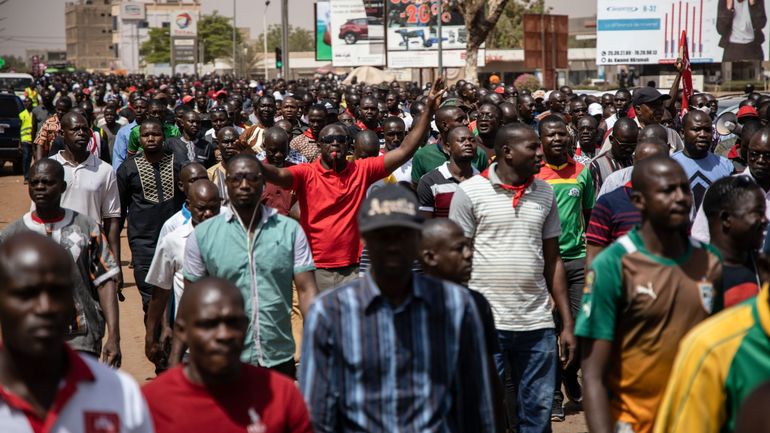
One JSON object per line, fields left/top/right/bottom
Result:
{"left": 597, "top": 0, "right": 770, "bottom": 65}
{"left": 316, "top": 1, "right": 333, "bottom": 61}
{"left": 120, "top": 2, "right": 146, "bottom": 20}
{"left": 170, "top": 9, "right": 198, "bottom": 37}
{"left": 385, "top": 0, "right": 484, "bottom": 68}
{"left": 330, "top": 0, "right": 386, "bottom": 67}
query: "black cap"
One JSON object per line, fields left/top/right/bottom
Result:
{"left": 358, "top": 184, "right": 423, "bottom": 233}
{"left": 632, "top": 87, "right": 671, "bottom": 106}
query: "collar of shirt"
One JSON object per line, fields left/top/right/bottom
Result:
{"left": 437, "top": 160, "right": 479, "bottom": 180}
{"left": 222, "top": 204, "right": 277, "bottom": 228}
{"left": 303, "top": 128, "right": 315, "bottom": 140}
{"left": 181, "top": 203, "right": 191, "bottom": 222}
{"left": 312, "top": 155, "right": 355, "bottom": 177}
{"left": 55, "top": 150, "right": 98, "bottom": 169}
{"left": 544, "top": 156, "right": 576, "bottom": 171}
{"left": 0, "top": 345, "right": 95, "bottom": 429}
{"left": 360, "top": 271, "right": 429, "bottom": 314}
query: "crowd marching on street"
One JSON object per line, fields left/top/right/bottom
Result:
{"left": 5, "top": 61, "right": 770, "bottom": 433}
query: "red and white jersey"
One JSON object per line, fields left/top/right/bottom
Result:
{"left": 0, "top": 347, "right": 153, "bottom": 433}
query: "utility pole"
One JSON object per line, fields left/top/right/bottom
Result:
{"left": 437, "top": 0, "right": 443, "bottom": 76}
{"left": 264, "top": 1, "right": 270, "bottom": 80}
{"left": 281, "top": 0, "right": 289, "bottom": 79}
{"left": 232, "top": 0, "right": 237, "bottom": 76}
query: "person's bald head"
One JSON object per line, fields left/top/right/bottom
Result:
{"left": 179, "top": 162, "right": 208, "bottom": 195}
{"left": 631, "top": 155, "right": 692, "bottom": 231}
{"left": 419, "top": 218, "right": 473, "bottom": 285}
{"left": 435, "top": 106, "right": 468, "bottom": 136}
{"left": 353, "top": 130, "right": 380, "bottom": 160}
{"left": 60, "top": 111, "right": 87, "bottom": 130}
{"left": 175, "top": 277, "right": 247, "bottom": 380}
{"left": 633, "top": 137, "right": 668, "bottom": 163}
{"left": 499, "top": 102, "right": 518, "bottom": 125}
{"left": 29, "top": 158, "right": 65, "bottom": 182}
{"left": 263, "top": 126, "right": 291, "bottom": 166}
{"left": 0, "top": 232, "right": 75, "bottom": 357}
{"left": 611, "top": 117, "right": 640, "bottom": 160}
{"left": 187, "top": 179, "right": 221, "bottom": 226}
{"left": 639, "top": 124, "right": 668, "bottom": 144}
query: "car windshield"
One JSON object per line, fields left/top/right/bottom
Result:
{"left": 0, "top": 77, "right": 32, "bottom": 93}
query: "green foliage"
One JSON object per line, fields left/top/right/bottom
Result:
{"left": 139, "top": 28, "right": 171, "bottom": 64}
{"left": 0, "top": 55, "right": 27, "bottom": 71}
{"left": 198, "top": 11, "right": 243, "bottom": 63}
{"left": 486, "top": 0, "right": 549, "bottom": 49}
{"left": 255, "top": 25, "right": 314, "bottom": 52}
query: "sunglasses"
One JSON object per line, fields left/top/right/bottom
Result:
{"left": 226, "top": 173, "right": 261, "bottom": 183}
{"left": 320, "top": 135, "right": 349, "bottom": 144}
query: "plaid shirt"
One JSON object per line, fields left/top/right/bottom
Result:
{"left": 34, "top": 114, "right": 60, "bottom": 154}
{"left": 290, "top": 131, "right": 320, "bottom": 162}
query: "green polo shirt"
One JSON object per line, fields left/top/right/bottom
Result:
{"left": 183, "top": 206, "right": 315, "bottom": 367}
{"left": 411, "top": 140, "right": 489, "bottom": 184}
{"left": 127, "top": 122, "right": 180, "bottom": 153}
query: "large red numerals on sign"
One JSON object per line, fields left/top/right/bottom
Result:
{"left": 394, "top": 0, "right": 452, "bottom": 24}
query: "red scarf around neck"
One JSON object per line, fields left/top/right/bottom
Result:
{"left": 480, "top": 169, "right": 533, "bottom": 208}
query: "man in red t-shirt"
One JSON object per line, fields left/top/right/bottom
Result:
{"left": 142, "top": 277, "right": 312, "bottom": 433}
{"left": 260, "top": 78, "right": 446, "bottom": 291}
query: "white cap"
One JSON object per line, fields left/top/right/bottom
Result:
{"left": 588, "top": 103, "right": 603, "bottom": 116}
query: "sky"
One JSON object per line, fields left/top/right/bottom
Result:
{"left": 0, "top": 0, "right": 596, "bottom": 59}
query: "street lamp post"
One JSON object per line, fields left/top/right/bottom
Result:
{"left": 264, "top": 1, "right": 270, "bottom": 80}
{"left": 232, "top": 0, "right": 237, "bottom": 76}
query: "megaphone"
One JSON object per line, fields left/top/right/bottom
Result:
{"left": 716, "top": 112, "right": 742, "bottom": 136}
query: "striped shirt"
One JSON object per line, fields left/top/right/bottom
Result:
{"left": 416, "top": 162, "right": 478, "bottom": 218}
{"left": 589, "top": 151, "right": 632, "bottom": 194}
{"left": 449, "top": 163, "right": 562, "bottom": 331}
{"left": 299, "top": 272, "right": 495, "bottom": 433}
{"left": 586, "top": 186, "right": 641, "bottom": 247}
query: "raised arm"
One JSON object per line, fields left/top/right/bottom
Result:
{"left": 258, "top": 158, "right": 294, "bottom": 189}
{"left": 384, "top": 77, "right": 445, "bottom": 173}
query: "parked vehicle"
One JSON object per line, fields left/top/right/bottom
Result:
{"left": 0, "top": 92, "right": 23, "bottom": 174}
{"left": 339, "top": 16, "right": 384, "bottom": 44}
{"left": 0, "top": 73, "right": 34, "bottom": 99}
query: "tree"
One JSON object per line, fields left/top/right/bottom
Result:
{"left": 255, "top": 25, "right": 314, "bottom": 52}
{"left": 139, "top": 28, "right": 170, "bottom": 64}
{"left": 451, "top": 0, "right": 510, "bottom": 84}
{"left": 198, "top": 11, "right": 243, "bottom": 63}
{"left": 486, "top": 0, "right": 548, "bottom": 49}
{"left": 0, "top": 55, "right": 28, "bottom": 72}
{"left": 226, "top": 41, "right": 264, "bottom": 77}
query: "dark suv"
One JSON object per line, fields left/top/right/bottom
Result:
{"left": 0, "top": 93, "right": 23, "bottom": 174}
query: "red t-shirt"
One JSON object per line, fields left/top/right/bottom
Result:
{"left": 260, "top": 159, "right": 297, "bottom": 216}
{"left": 287, "top": 155, "right": 387, "bottom": 267}
{"left": 142, "top": 365, "right": 312, "bottom": 433}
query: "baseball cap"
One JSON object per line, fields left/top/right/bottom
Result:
{"left": 181, "top": 95, "right": 194, "bottom": 104}
{"left": 632, "top": 87, "right": 671, "bottom": 105}
{"left": 358, "top": 184, "right": 424, "bottom": 233}
{"left": 588, "top": 102, "right": 603, "bottom": 116}
{"left": 737, "top": 105, "right": 759, "bottom": 122}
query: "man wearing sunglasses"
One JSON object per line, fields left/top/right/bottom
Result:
{"left": 259, "top": 78, "right": 446, "bottom": 292}
{"left": 589, "top": 117, "right": 638, "bottom": 193}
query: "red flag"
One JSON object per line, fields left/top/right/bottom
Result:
{"left": 679, "top": 30, "right": 693, "bottom": 117}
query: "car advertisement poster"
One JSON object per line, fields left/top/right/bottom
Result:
{"left": 330, "top": 0, "right": 386, "bottom": 67}
{"left": 597, "top": 0, "right": 770, "bottom": 65}
{"left": 316, "top": 1, "right": 333, "bottom": 61}
{"left": 385, "top": 0, "right": 484, "bottom": 68}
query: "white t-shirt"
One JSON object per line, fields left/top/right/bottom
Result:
{"left": 47, "top": 151, "right": 121, "bottom": 222}
{"left": 730, "top": 0, "right": 755, "bottom": 44}
{"left": 147, "top": 222, "right": 193, "bottom": 316}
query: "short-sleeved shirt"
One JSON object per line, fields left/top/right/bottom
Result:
{"left": 671, "top": 151, "right": 734, "bottom": 220}
{"left": 410, "top": 141, "right": 489, "bottom": 185}
{"left": 653, "top": 285, "right": 770, "bottom": 433}
{"left": 589, "top": 151, "right": 632, "bottom": 194}
{"left": 286, "top": 155, "right": 388, "bottom": 268}
{"left": 449, "top": 163, "right": 562, "bottom": 331}
{"left": 575, "top": 228, "right": 723, "bottom": 433}
{"left": 0, "top": 347, "right": 153, "bottom": 433}
{"left": 416, "top": 162, "right": 478, "bottom": 218}
{"left": 0, "top": 210, "right": 119, "bottom": 354}
{"left": 142, "top": 364, "right": 312, "bottom": 433}
{"left": 260, "top": 160, "right": 297, "bottom": 216}
{"left": 146, "top": 222, "right": 193, "bottom": 317}
{"left": 536, "top": 158, "right": 595, "bottom": 260}
{"left": 49, "top": 151, "right": 121, "bottom": 223}
{"left": 586, "top": 186, "right": 641, "bottom": 247}
{"left": 597, "top": 166, "right": 633, "bottom": 199}
{"left": 183, "top": 206, "right": 315, "bottom": 367}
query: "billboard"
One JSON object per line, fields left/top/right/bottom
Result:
{"left": 120, "top": 2, "right": 146, "bottom": 20}
{"left": 170, "top": 10, "right": 198, "bottom": 37}
{"left": 597, "top": 0, "right": 770, "bottom": 65}
{"left": 330, "top": 0, "right": 386, "bottom": 67}
{"left": 316, "top": 1, "right": 332, "bottom": 61}
{"left": 385, "top": 0, "right": 484, "bottom": 68}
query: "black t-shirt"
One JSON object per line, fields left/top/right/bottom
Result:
{"left": 722, "top": 257, "right": 760, "bottom": 308}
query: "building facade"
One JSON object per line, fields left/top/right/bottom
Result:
{"left": 64, "top": 0, "right": 114, "bottom": 71}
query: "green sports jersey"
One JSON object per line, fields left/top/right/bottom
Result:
{"left": 535, "top": 158, "right": 594, "bottom": 260}
{"left": 127, "top": 123, "right": 180, "bottom": 153}
{"left": 654, "top": 285, "right": 770, "bottom": 433}
{"left": 575, "top": 228, "right": 722, "bottom": 433}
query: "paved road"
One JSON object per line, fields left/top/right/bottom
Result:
{"left": 0, "top": 164, "right": 587, "bottom": 432}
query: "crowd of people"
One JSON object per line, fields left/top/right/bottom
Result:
{"left": 3, "top": 66, "right": 770, "bottom": 433}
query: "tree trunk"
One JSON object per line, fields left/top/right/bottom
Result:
{"left": 464, "top": 46, "right": 479, "bottom": 85}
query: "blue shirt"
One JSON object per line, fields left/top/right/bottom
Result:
{"left": 671, "top": 151, "right": 734, "bottom": 220}
{"left": 299, "top": 272, "right": 495, "bottom": 433}
{"left": 112, "top": 120, "right": 136, "bottom": 172}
